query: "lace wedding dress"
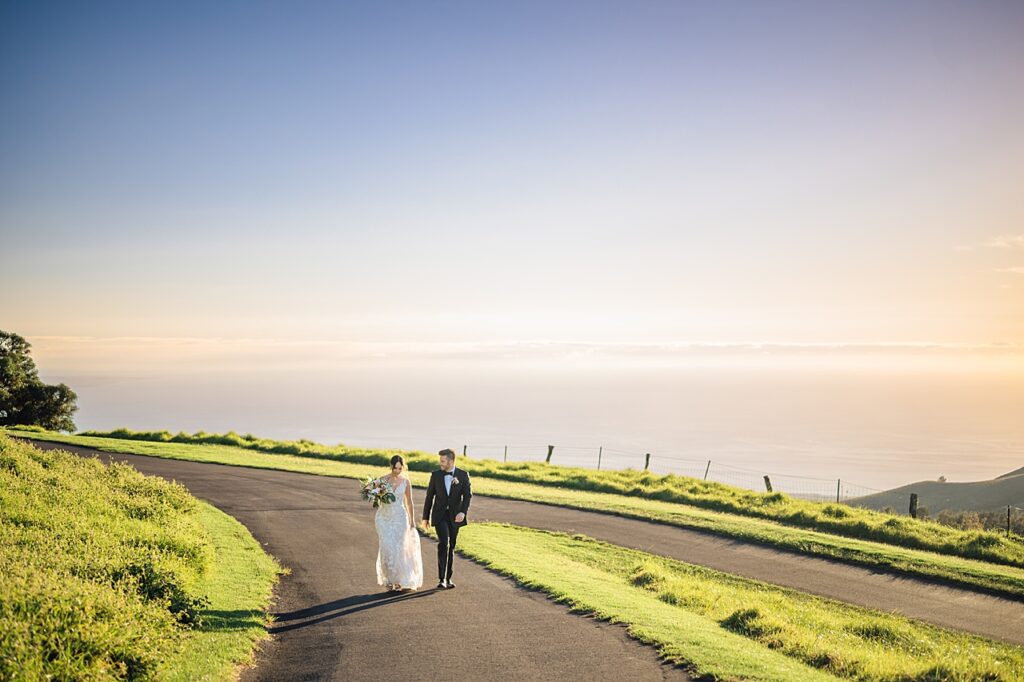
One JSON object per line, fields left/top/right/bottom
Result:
{"left": 374, "top": 477, "right": 424, "bottom": 589}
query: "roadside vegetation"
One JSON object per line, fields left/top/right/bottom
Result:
{"left": 68, "top": 427, "right": 1024, "bottom": 568}
{"left": 454, "top": 523, "right": 1024, "bottom": 682}
{"left": 7, "top": 427, "right": 1024, "bottom": 599}
{"left": 0, "top": 434, "right": 281, "bottom": 681}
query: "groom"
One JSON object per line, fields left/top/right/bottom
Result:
{"left": 421, "top": 448, "right": 472, "bottom": 590}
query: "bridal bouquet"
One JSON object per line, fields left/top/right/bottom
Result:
{"left": 360, "top": 477, "right": 396, "bottom": 508}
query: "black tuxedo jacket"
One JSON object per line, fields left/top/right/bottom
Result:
{"left": 423, "top": 467, "right": 472, "bottom": 527}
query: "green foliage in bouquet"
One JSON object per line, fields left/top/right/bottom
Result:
{"left": 360, "top": 476, "right": 397, "bottom": 508}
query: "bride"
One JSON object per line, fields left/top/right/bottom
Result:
{"left": 374, "top": 455, "right": 424, "bottom": 591}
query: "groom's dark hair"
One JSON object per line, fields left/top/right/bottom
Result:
{"left": 438, "top": 448, "right": 456, "bottom": 460}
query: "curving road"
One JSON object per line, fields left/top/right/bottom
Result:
{"left": 28, "top": 439, "right": 1024, "bottom": 679}
{"left": 31, "top": 441, "right": 687, "bottom": 682}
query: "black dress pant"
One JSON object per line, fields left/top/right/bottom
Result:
{"left": 435, "top": 518, "right": 460, "bottom": 582}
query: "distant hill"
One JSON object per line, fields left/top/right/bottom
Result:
{"left": 852, "top": 467, "right": 1024, "bottom": 513}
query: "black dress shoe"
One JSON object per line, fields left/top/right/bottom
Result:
{"left": 445, "top": 581, "right": 456, "bottom": 589}
{"left": 436, "top": 581, "right": 447, "bottom": 590}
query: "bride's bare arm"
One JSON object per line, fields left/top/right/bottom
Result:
{"left": 404, "top": 477, "right": 415, "bottom": 528}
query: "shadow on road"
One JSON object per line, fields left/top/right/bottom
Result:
{"left": 269, "top": 589, "right": 440, "bottom": 633}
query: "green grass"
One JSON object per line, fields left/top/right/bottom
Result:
{"left": 452, "top": 523, "right": 1024, "bottom": 682}
{"left": 0, "top": 434, "right": 281, "bottom": 681}
{"left": 71, "top": 427, "right": 1024, "bottom": 570}
{"left": 161, "top": 501, "right": 282, "bottom": 682}
{"left": 8, "top": 428, "right": 1024, "bottom": 600}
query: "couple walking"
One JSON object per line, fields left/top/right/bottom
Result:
{"left": 373, "top": 448, "right": 472, "bottom": 591}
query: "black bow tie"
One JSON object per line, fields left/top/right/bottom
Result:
{"left": 444, "top": 472, "right": 454, "bottom": 477}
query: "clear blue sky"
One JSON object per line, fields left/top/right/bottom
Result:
{"left": 2, "top": 1, "right": 1023, "bottom": 350}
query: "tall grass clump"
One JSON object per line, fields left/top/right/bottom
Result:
{"left": 80, "top": 427, "right": 1024, "bottom": 569}
{"left": 0, "top": 434, "right": 215, "bottom": 680}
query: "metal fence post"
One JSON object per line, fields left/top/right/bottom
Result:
{"left": 597, "top": 446, "right": 603, "bottom": 470}
{"left": 704, "top": 460, "right": 711, "bottom": 480}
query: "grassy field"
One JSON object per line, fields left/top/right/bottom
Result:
{"left": 9, "top": 428, "right": 1024, "bottom": 600}
{"left": 452, "top": 523, "right": 1024, "bottom": 682}
{"left": 0, "top": 434, "right": 281, "bottom": 681}
{"left": 70, "top": 427, "right": 1024, "bottom": 569}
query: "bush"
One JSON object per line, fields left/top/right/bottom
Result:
{"left": 0, "top": 434, "right": 213, "bottom": 680}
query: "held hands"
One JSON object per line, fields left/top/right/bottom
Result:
{"left": 420, "top": 518, "right": 430, "bottom": 530}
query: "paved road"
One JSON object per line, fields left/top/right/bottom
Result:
{"left": 30, "top": 441, "right": 687, "bottom": 682}
{"left": 30, "top": 440, "right": 1024, "bottom": 658}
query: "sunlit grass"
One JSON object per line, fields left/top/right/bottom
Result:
{"left": 454, "top": 523, "right": 1024, "bottom": 681}
{"left": 161, "top": 502, "right": 282, "bottom": 682}
{"left": 0, "top": 434, "right": 281, "bottom": 681}
{"left": 8, "top": 428, "right": 1024, "bottom": 599}
{"left": 68, "top": 427, "right": 1024, "bottom": 570}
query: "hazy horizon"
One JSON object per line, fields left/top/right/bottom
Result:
{"left": 24, "top": 334, "right": 1024, "bottom": 493}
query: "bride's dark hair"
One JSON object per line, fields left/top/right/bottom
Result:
{"left": 390, "top": 455, "right": 405, "bottom": 469}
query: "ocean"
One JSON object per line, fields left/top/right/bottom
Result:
{"left": 41, "top": 351, "right": 1024, "bottom": 497}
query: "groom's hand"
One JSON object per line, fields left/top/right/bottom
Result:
{"left": 420, "top": 518, "right": 430, "bottom": 529}
{"left": 454, "top": 512, "right": 465, "bottom": 523}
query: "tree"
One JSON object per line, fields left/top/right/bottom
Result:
{"left": 0, "top": 331, "right": 78, "bottom": 431}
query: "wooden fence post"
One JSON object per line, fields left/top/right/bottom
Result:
{"left": 763, "top": 475, "right": 773, "bottom": 493}
{"left": 909, "top": 493, "right": 919, "bottom": 519}
{"left": 546, "top": 445, "right": 554, "bottom": 464}
{"left": 597, "top": 446, "right": 603, "bottom": 470}
{"left": 1009, "top": 505, "right": 1012, "bottom": 537}
{"left": 704, "top": 460, "right": 711, "bottom": 480}
{"left": 644, "top": 453, "right": 650, "bottom": 470}
{"left": 503, "top": 445, "right": 508, "bottom": 463}
{"left": 462, "top": 445, "right": 467, "bottom": 457}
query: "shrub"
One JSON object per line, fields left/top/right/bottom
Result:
{"left": 0, "top": 434, "right": 213, "bottom": 680}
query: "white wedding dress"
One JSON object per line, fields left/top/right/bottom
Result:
{"left": 374, "top": 477, "right": 424, "bottom": 590}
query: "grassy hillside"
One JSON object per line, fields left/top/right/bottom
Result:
{"left": 454, "top": 523, "right": 1024, "bottom": 681}
{"left": 0, "top": 434, "right": 281, "bottom": 681}
{"left": 854, "top": 471, "right": 1024, "bottom": 514}
{"left": 9, "top": 428, "right": 1024, "bottom": 600}
{"left": 66, "top": 427, "right": 1024, "bottom": 569}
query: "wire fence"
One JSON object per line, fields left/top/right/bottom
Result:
{"left": 460, "top": 443, "right": 884, "bottom": 503}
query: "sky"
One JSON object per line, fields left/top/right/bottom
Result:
{"left": 2, "top": 0, "right": 1023, "bottom": 368}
